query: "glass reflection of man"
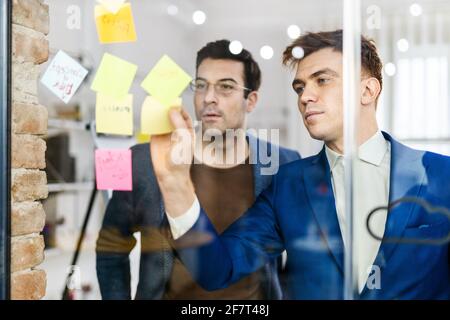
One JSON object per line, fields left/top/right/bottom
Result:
{"left": 96, "top": 40, "right": 300, "bottom": 299}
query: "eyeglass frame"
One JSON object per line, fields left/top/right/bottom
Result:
{"left": 189, "top": 78, "right": 253, "bottom": 96}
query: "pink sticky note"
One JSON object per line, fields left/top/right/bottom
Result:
{"left": 95, "top": 149, "right": 132, "bottom": 191}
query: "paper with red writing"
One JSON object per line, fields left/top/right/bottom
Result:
{"left": 95, "top": 149, "right": 132, "bottom": 191}
{"left": 40, "top": 50, "right": 88, "bottom": 104}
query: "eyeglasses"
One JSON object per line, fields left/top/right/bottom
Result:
{"left": 189, "top": 79, "right": 252, "bottom": 96}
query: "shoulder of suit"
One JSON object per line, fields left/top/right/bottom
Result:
{"left": 388, "top": 134, "right": 450, "bottom": 168}
{"left": 422, "top": 149, "right": 450, "bottom": 169}
{"left": 275, "top": 153, "right": 320, "bottom": 178}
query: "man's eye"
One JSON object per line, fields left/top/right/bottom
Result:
{"left": 318, "top": 78, "right": 330, "bottom": 84}
{"left": 294, "top": 86, "right": 304, "bottom": 95}
{"left": 196, "top": 83, "right": 207, "bottom": 89}
{"left": 219, "top": 83, "right": 234, "bottom": 90}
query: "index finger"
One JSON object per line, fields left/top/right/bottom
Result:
{"left": 168, "top": 107, "right": 188, "bottom": 130}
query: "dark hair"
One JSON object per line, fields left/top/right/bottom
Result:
{"left": 283, "top": 30, "right": 383, "bottom": 92}
{"left": 196, "top": 39, "right": 261, "bottom": 98}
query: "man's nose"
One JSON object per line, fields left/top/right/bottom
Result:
{"left": 203, "top": 84, "right": 218, "bottom": 104}
{"left": 300, "top": 85, "right": 318, "bottom": 106}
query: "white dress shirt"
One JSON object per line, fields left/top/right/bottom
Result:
{"left": 167, "top": 130, "right": 391, "bottom": 293}
{"left": 326, "top": 130, "right": 390, "bottom": 292}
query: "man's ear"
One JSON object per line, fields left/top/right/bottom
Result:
{"left": 361, "top": 77, "right": 381, "bottom": 106}
{"left": 246, "top": 91, "right": 258, "bottom": 113}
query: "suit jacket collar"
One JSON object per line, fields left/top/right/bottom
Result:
{"left": 247, "top": 133, "right": 275, "bottom": 197}
{"left": 375, "top": 132, "right": 427, "bottom": 263}
{"left": 324, "top": 130, "right": 388, "bottom": 170}
{"left": 305, "top": 149, "right": 345, "bottom": 273}
{"left": 360, "top": 132, "right": 427, "bottom": 298}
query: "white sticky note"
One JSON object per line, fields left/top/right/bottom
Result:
{"left": 40, "top": 50, "right": 88, "bottom": 104}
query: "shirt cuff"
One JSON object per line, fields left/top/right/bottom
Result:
{"left": 167, "top": 196, "right": 200, "bottom": 240}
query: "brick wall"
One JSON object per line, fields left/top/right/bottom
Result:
{"left": 10, "top": 0, "right": 49, "bottom": 300}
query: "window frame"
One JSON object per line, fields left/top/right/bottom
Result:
{"left": 0, "top": 0, "right": 12, "bottom": 300}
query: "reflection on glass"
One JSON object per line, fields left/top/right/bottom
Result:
{"left": 26, "top": 0, "right": 450, "bottom": 301}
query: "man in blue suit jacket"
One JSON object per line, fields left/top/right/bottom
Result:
{"left": 150, "top": 30, "right": 450, "bottom": 299}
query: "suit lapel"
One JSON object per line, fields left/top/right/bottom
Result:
{"left": 360, "top": 133, "right": 427, "bottom": 298}
{"left": 253, "top": 161, "right": 272, "bottom": 197}
{"left": 304, "top": 149, "right": 345, "bottom": 273}
{"left": 374, "top": 133, "right": 427, "bottom": 265}
{"left": 303, "top": 135, "right": 427, "bottom": 292}
{"left": 247, "top": 134, "right": 274, "bottom": 197}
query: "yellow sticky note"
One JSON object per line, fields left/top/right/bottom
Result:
{"left": 91, "top": 53, "right": 137, "bottom": 99}
{"left": 141, "top": 55, "right": 192, "bottom": 108}
{"left": 136, "top": 132, "right": 151, "bottom": 144}
{"left": 95, "top": 3, "right": 137, "bottom": 44}
{"left": 141, "top": 96, "right": 182, "bottom": 135}
{"left": 96, "top": 0, "right": 127, "bottom": 14}
{"left": 96, "top": 93, "right": 133, "bottom": 135}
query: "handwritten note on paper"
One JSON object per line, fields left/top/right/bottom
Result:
{"left": 95, "top": 3, "right": 137, "bottom": 44}
{"left": 95, "top": 149, "right": 132, "bottom": 191}
{"left": 91, "top": 53, "right": 137, "bottom": 99}
{"left": 40, "top": 50, "right": 88, "bottom": 104}
{"left": 141, "top": 96, "right": 182, "bottom": 135}
{"left": 140, "top": 55, "right": 192, "bottom": 107}
{"left": 96, "top": 93, "right": 133, "bottom": 135}
{"left": 96, "top": 0, "right": 127, "bottom": 14}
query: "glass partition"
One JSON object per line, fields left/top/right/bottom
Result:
{"left": 4, "top": 0, "right": 448, "bottom": 301}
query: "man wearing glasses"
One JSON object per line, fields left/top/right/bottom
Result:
{"left": 96, "top": 39, "right": 300, "bottom": 299}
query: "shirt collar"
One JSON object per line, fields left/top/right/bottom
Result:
{"left": 325, "top": 145, "right": 342, "bottom": 171}
{"left": 325, "top": 130, "right": 388, "bottom": 170}
{"left": 358, "top": 130, "right": 389, "bottom": 166}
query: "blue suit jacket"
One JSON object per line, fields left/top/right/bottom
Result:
{"left": 176, "top": 132, "right": 450, "bottom": 299}
{"left": 96, "top": 134, "right": 300, "bottom": 299}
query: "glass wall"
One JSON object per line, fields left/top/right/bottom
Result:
{"left": 3, "top": 0, "right": 449, "bottom": 301}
